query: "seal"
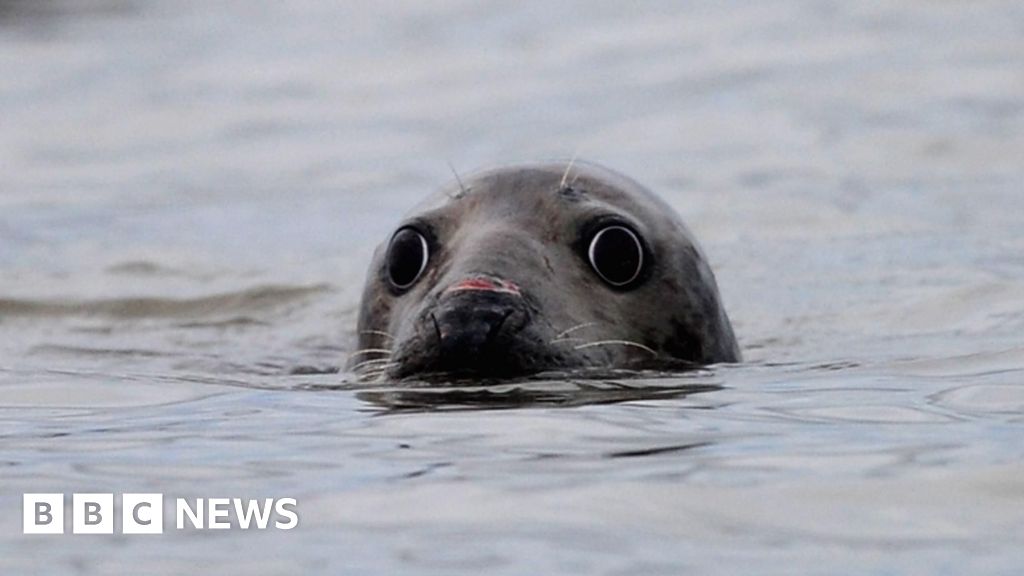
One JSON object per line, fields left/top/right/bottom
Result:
{"left": 348, "top": 161, "right": 740, "bottom": 381}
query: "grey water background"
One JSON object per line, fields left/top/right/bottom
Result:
{"left": 2, "top": 1, "right": 1023, "bottom": 573}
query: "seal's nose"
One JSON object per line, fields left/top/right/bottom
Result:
{"left": 429, "top": 278, "right": 528, "bottom": 373}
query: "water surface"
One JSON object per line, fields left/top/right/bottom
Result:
{"left": 2, "top": 1, "right": 1023, "bottom": 574}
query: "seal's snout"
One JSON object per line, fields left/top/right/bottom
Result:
{"left": 435, "top": 288, "right": 524, "bottom": 354}
{"left": 406, "top": 280, "right": 529, "bottom": 376}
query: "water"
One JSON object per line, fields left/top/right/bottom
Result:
{"left": 2, "top": 1, "right": 1023, "bottom": 573}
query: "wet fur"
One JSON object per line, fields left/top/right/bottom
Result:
{"left": 349, "top": 161, "right": 740, "bottom": 381}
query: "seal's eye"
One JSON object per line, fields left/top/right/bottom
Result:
{"left": 587, "top": 225, "right": 644, "bottom": 288}
{"left": 386, "top": 227, "right": 429, "bottom": 290}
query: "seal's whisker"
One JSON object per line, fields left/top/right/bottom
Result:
{"left": 555, "top": 322, "right": 598, "bottom": 339}
{"left": 570, "top": 151, "right": 585, "bottom": 186}
{"left": 345, "top": 348, "right": 393, "bottom": 362}
{"left": 359, "top": 330, "right": 394, "bottom": 342}
{"left": 447, "top": 161, "right": 469, "bottom": 197}
{"left": 560, "top": 151, "right": 580, "bottom": 189}
{"left": 574, "top": 339, "right": 657, "bottom": 356}
{"left": 358, "top": 367, "right": 391, "bottom": 380}
{"left": 350, "top": 358, "right": 397, "bottom": 372}
{"left": 355, "top": 365, "right": 397, "bottom": 381}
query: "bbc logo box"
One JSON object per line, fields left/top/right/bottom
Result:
{"left": 23, "top": 493, "right": 163, "bottom": 535}
{"left": 22, "top": 494, "right": 64, "bottom": 534}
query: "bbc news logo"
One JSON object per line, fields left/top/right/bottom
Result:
{"left": 23, "top": 494, "right": 298, "bottom": 534}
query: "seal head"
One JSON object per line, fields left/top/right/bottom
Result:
{"left": 349, "top": 161, "right": 740, "bottom": 380}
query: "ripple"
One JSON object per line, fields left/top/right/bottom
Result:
{"left": 932, "top": 383, "right": 1024, "bottom": 416}
{"left": 891, "top": 347, "right": 1024, "bottom": 379}
{"left": 0, "top": 370, "right": 234, "bottom": 409}
{"left": 0, "top": 284, "right": 331, "bottom": 319}
{"left": 786, "top": 404, "right": 954, "bottom": 424}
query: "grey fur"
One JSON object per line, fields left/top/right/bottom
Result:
{"left": 349, "top": 161, "right": 740, "bottom": 380}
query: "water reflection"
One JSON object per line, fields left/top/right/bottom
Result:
{"left": 300, "top": 370, "right": 724, "bottom": 413}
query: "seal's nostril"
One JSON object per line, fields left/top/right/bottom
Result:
{"left": 486, "top": 309, "right": 516, "bottom": 346}
{"left": 429, "top": 312, "right": 442, "bottom": 341}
